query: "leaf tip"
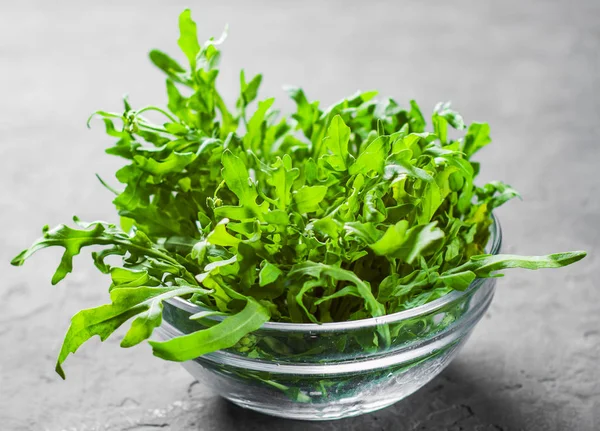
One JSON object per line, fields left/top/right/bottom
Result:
{"left": 55, "top": 363, "right": 66, "bottom": 380}
{"left": 120, "top": 338, "right": 134, "bottom": 349}
{"left": 147, "top": 339, "right": 173, "bottom": 361}
{"left": 86, "top": 112, "right": 96, "bottom": 129}
{"left": 51, "top": 271, "right": 66, "bottom": 285}
{"left": 562, "top": 250, "right": 587, "bottom": 264}
{"left": 10, "top": 251, "right": 25, "bottom": 267}
{"left": 179, "top": 8, "right": 192, "bottom": 20}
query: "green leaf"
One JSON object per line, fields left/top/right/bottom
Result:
{"left": 344, "top": 221, "right": 382, "bottom": 244}
{"left": 476, "top": 181, "right": 521, "bottom": 209}
{"left": 165, "top": 79, "right": 188, "bottom": 119}
{"left": 238, "top": 70, "right": 263, "bottom": 107}
{"left": 206, "top": 219, "right": 241, "bottom": 247}
{"left": 323, "top": 115, "right": 351, "bottom": 171}
{"left": 149, "top": 298, "right": 270, "bottom": 361}
{"left": 369, "top": 220, "right": 409, "bottom": 256}
{"left": 289, "top": 262, "right": 385, "bottom": 319}
{"left": 178, "top": 9, "right": 201, "bottom": 70}
{"left": 259, "top": 262, "right": 282, "bottom": 286}
{"left": 434, "top": 102, "right": 465, "bottom": 129}
{"left": 370, "top": 222, "right": 444, "bottom": 264}
{"left": 220, "top": 150, "right": 265, "bottom": 218}
{"left": 133, "top": 152, "right": 195, "bottom": 175}
{"left": 349, "top": 136, "right": 389, "bottom": 175}
{"left": 312, "top": 217, "right": 342, "bottom": 240}
{"left": 149, "top": 50, "right": 188, "bottom": 84}
{"left": 409, "top": 100, "right": 426, "bottom": 132}
{"left": 294, "top": 185, "right": 328, "bottom": 213}
{"left": 56, "top": 285, "right": 205, "bottom": 378}
{"left": 399, "top": 223, "right": 445, "bottom": 264}
{"left": 385, "top": 151, "right": 434, "bottom": 183}
{"left": 263, "top": 210, "right": 290, "bottom": 225}
{"left": 287, "top": 87, "right": 318, "bottom": 138}
{"left": 448, "top": 252, "right": 587, "bottom": 278}
{"left": 110, "top": 267, "right": 159, "bottom": 290}
{"left": 11, "top": 222, "right": 118, "bottom": 285}
{"left": 243, "top": 98, "right": 275, "bottom": 154}
{"left": 417, "top": 180, "right": 442, "bottom": 223}
{"left": 271, "top": 155, "right": 300, "bottom": 210}
{"left": 438, "top": 271, "right": 476, "bottom": 291}
{"left": 462, "top": 122, "right": 491, "bottom": 158}
{"left": 12, "top": 219, "right": 195, "bottom": 287}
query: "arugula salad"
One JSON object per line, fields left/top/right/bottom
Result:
{"left": 12, "top": 9, "right": 585, "bottom": 379}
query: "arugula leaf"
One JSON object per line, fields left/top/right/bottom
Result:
{"left": 350, "top": 136, "right": 389, "bottom": 175}
{"left": 271, "top": 155, "right": 299, "bottom": 210}
{"left": 178, "top": 9, "right": 201, "bottom": 70}
{"left": 294, "top": 185, "right": 328, "bottom": 213}
{"left": 437, "top": 271, "right": 476, "bottom": 291}
{"left": 56, "top": 284, "right": 209, "bottom": 378}
{"left": 149, "top": 298, "right": 270, "bottom": 361}
{"left": 238, "top": 70, "right": 263, "bottom": 109}
{"left": 134, "top": 152, "right": 195, "bottom": 175}
{"left": 323, "top": 115, "right": 352, "bottom": 171}
{"left": 289, "top": 262, "right": 385, "bottom": 319}
{"left": 462, "top": 122, "right": 492, "bottom": 158}
{"left": 149, "top": 50, "right": 188, "bottom": 84}
{"left": 12, "top": 222, "right": 112, "bottom": 285}
{"left": 221, "top": 150, "right": 257, "bottom": 203}
{"left": 370, "top": 222, "right": 444, "bottom": 264}
{"left": 259, "top": 262, "right": 283, "bottom": 286}
{"left": 244, "top": 98, "right": 275, "bottom": 154}
{"left": 447, "top": 252, "right": 587, "bottom": 278}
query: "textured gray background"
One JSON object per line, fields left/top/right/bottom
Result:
{"left": 1, "top": 1, "right": 599, "bottom": 430}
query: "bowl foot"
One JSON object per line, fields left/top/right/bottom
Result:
{"left": 223, "top": 395, "right": 402, "bottom": 421}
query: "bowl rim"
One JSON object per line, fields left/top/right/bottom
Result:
{"left": 167, "top": 213, "right": 502, "bottom": 332}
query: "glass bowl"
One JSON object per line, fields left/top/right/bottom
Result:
{"left": 156, "top": 215, "right": 502, "bottom": 421}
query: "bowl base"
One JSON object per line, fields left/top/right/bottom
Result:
{"left": 224, "top": 395, "right": 403, "bottom": 421}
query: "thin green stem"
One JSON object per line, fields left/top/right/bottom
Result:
{"left": 95, "top": 174, "right": 120, "bottom": 195}
{"left": 136, "top": 106, "right": 178, "bottom": 123}
{"left": 136, "top": 121, "right": 169, "bottom": 133}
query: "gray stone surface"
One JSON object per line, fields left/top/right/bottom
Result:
{"left": 1, "top": 0, "right": 598, "bottom": 430}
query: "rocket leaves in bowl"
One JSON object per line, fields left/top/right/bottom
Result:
{"left": 11, "top": 9, "right": 585, "bottom": 378}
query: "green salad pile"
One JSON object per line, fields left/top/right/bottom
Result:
{"left": 12, "top": 10, "right": 585, "bottom": 379}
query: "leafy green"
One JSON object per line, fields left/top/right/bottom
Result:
{"left": 446, "top": 252, "right": 586, "bottom": 278}
{"left": 12, "top": 9, "right": 586, "bottom": 380}
{"left": 150, "top": 298, "right": 270, "bottom": 361}
{"left": 56, "top": 284, "right": 209, "bottom": 378}
{"left": 177, "top": 9, "right": 201, "bottom": 71}
{"left": 259, "top": 262, "right": 283, "bottom": 286}
{"left": 323, "top": 115, "right": 353, "bottom": 171}
{"left": 294, "top": 185, "right": 328, "bottom": 213}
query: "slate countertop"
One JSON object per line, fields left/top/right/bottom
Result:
{"left": 1, "top": 1, "right": 598, "bottom": 430}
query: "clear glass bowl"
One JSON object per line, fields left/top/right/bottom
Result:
{"left": 156, "top": 215, "right": 501, "bottom": 421}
